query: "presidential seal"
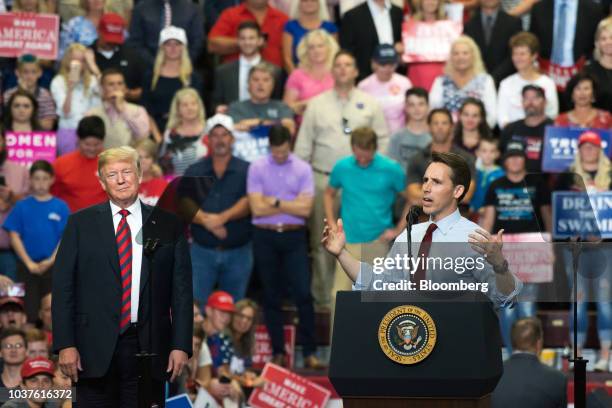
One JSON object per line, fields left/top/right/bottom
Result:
{"left": 378, "top": 305, "right": 437, "bottom": 365}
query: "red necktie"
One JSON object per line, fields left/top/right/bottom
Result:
{"left": 412, "top": 223, "right": 438, "bottom": 288}
{"left": 116, "top": 209, "right": 132, "bottom": 333}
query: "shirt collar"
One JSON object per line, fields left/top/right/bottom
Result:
{"left": 481, "top": 8, "right": 499, "bottom": 21}
{"left": 367, "top": 0, "right": 391, "bottom": 12}
{"left": 240, "top": 54, "right": 261, "bottom": 67}
{"left": 428, "top": 208, "right": 461, "bottom": 235}
{"left": 267, "top": 153, "right": 293, "bottom": 165}
{"left": 109, "top": 198, "right": 141, "bottom": 218}
{"left": 203, "top": 156, "right": 238, "bottom": 175}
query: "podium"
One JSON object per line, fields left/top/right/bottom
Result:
{"left": 329, "top": 291, "right": 503, "bottom": 408}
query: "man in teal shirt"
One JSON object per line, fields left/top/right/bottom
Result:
{"left": 323, "top": 127, "right": 406, "bottom": 329}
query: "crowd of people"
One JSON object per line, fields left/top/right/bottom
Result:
{"left": 0, "top": 0, "right": 610, "bottom": 406}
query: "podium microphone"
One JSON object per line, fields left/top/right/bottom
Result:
{"left": 405, "top": 206, "right": 422, "bottom": 275}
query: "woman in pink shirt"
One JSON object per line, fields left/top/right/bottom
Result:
{"left": 283, "top": 29, "right": 338, "bottom": 124}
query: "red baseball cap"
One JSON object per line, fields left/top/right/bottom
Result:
{"left": 206, "top": 291, "right": 235, "bottom": 312}
{"left": 99, "top": 13, "right": 125, "bottom": 45}
{"left": 578, "top": 131, "right": 602, "bottom": 148}
{"left": 0, "top": 297, "right": 24, "bottom": 310}
{"left": 21, "top": 357, "right": 55, "bottom": 379}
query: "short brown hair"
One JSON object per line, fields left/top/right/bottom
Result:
{"left": 429, "top": 152, "right": 471, "bottom": 202}
{"left": 509, "top": 31, "right": 540, "bottom": 55}
{"left": 511, "top": 317, "right": 543, "bottom": 352}
{"left": 25, "top": 328, "right": 46, "bottom": 343}
{"left": 350, "top": 127, "right": 377, "bottom": 150}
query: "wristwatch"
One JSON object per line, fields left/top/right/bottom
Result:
{"left": 274, "top": 198, "right": 281, "bottom": 208}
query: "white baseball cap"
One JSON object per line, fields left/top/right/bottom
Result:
{"left": 206, "top": 114, "right": 234, "bottom": 134}
{"left": 159, "top": 26, "right": 188, "bottom": 45}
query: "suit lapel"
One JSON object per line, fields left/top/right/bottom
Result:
{"left": 363, "top": 5, "right": 379, "bottom": 44}
{"left": 140, "top": 201, "right": 152, "bottom": 295}
{"left": 230, "top": 61, "right": 240, "bottom": 102}
{"left": 96, "top": 202, "right": 121, "bottom": 282}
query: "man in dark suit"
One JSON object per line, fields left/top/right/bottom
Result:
{"left": 529, "top": 0, "right": 602, "bottom": 91}
{"left": 491, "top": 317, "right": 567, "bottom": 408}
{"left": 339, "top": 0, "right": 403, "bottom": 81}
{"left": 52, "top": 145, "right": 193, "bottom": 406}
{"left": 463, "top": 0, "right": 523, "bottom": 86}
{"left": 213, "top": 21, "right": 283, "bottom": 113}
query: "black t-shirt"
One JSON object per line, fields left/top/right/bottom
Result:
{"left": 584, "top": 61, "right": 612, "bottom": 113}
{"left": 484, "top": 175, "right": 551, "bottom": 233}
{"left": 500, "top": 119, "right": 554, "bottom": 174}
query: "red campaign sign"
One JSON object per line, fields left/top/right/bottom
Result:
{"left": 0, "top": 13, "right": 59, "bottom": 59}
{"left": 248, "top": 363, "right": 331, "bottom": 408}
{"left": 402, "top": 18, "right": 462, "bottom": 63}
{"left": 252, "top": 325, "right": 295, "bottom": 370}
{"left": 5, "top": 131, "right": 56, "bottom": 166}
{"left": 502, "top": 233, "right": 554, "bottom": 283}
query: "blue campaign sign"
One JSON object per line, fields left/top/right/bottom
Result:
{"left": 542, "top": 127, "right": 612, "bottom": 173}
{"left": 552, "top": 191, "right": 612, "bottom": 239}
{"left": 166, "top": 393, "right": 193, "bottom": 408}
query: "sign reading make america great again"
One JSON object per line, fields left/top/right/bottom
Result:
{"left": 0, "top": 13, "right": 59, "bottom": 59}
{"left": 553, "top": 191, "right": 612, "bottom": 239}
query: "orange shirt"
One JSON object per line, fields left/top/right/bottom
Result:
{"left": 51, "top": 151, "right": 107, "bottom": 212}
{"left": 209, "top": 4, "right": 288, "bottom": 67}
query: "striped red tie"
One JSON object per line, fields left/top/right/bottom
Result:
{"left": 116, "top": 209, "right": 132, "bottom": 333}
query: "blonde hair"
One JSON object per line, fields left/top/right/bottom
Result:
{"left": 412, "top": 0, "right": 447, "bottom": 21}
{"left": 289, "top": 0, "right": 330, "bottom": 20}
{"left": 59, "top": 43, "right": 94, "bottom": 96}
{"left": 165, "top": 88, "right": 206, "bottom": 131}
{"left": 13, "top": 0, "right": 47, "bottom": 12}
{"left": 444, "top": 35, "right": 486, "bottom": 77}
{"left": 594, "top": 16, "right": 612, "bottom": 61}
{"left": 133, "top": 138, "right": 163, "bottom": 178}
{"left": 151, "top": 42, "right": 193, "bottom": 90}
{"left": 98, "top": 146, "right": 141, "bottom": 177}
{"left": 296, "top": 29, "right": 338, "bottom": 70}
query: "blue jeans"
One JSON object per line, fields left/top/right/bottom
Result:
{"left": 190, "top": 241, "right": 253, "bottom": 306}
{"left": 563, "top": 247, "right": 612, "bottom": 347}
{"left": 253, "top": 228, "right": 316, "bottom": 357}
{"left": 499, "top": 283, "right": 538, "bottom": 351}
{"left": 0, "top": 250, "right": 17, "bottom": 281}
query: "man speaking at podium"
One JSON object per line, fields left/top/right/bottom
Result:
{"left": 322, "top": 151, "right": 522, "bottom": 307}
{"left": 52, "top": 146, "right": 193, "bottom": 407}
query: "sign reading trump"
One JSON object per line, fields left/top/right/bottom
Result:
{"left": 0, "top": 13, "right": 59, "bottom": 59}
{"left": 542, "top": 127, "right": 611, "bottom": 173}
{"left": 553, "top": 191, "right": 612, "bottom": 239}
{"left": 5, "top": 131, "right": 56, "bottom": 166}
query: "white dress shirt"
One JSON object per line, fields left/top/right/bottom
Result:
{"left": 110, "top": 199, "right": 143, "bottom": 323}
{"left": 238, "top": 54, "right": 262, "bottom": 101}
{"left": 367, "top": 0, "right": 394, "bottom": 45}
{"left": 353, "top": 209, "right": 523, "bottom": 308}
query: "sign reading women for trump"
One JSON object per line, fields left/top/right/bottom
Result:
{"left": 0, "top": 13, "right": 59, "bottom": 59}
{"left": 5, "top": 131, "right": 56, "bottom": 166}
{"left": 542, "top": 127, "right": 611, "bottom": 172}
{"left": 401, "top": 19, "right": 462, "bottom": 63}
{"left": 553, "top": 191, "right": 612, "bottom": 239}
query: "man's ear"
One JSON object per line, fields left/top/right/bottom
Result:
{"left": 453, "top": 184, "right": 465, "bottom": 200}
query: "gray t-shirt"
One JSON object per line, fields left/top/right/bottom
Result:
{"left": 227, "top": 99, "right": 293, "bottom": 122}
{"left": 406, "top": 145, "right": 476, "bottom": 185}
{"left": 387, "top": 129, "right": 432, "bottom": 172}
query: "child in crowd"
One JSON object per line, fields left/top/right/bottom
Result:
{"left": 3, "top": 160, "right": 70, "bottom": 322}
{"left": 2, "top": 54, "right": 57, "bottom": 130}
{"left": 470, "top": 136, "right": 504, "bottom": 215}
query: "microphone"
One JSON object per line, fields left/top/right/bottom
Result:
{"left": 405, "top": 206, "right": 422, "bottom": 275}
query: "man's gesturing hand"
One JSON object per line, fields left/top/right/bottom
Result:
{"left": 321, "top": 218, "right": 346, "bottom": 257}
{"left": 59, "top": 347, "right": 82, "bottom": 383}
{"left": 468, "top": 228, "right": 506, "bottom": 268}
{"left": 167, "top": 350, "right": 189, "bottom": 382}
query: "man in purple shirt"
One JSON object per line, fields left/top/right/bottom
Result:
{"left": 246, "top": 125, "right": 323, "bottom": 369}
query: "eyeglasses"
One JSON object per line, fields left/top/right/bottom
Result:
{"left": 342, "top": 118, "right": 352, "bottom": 135}
{"left": 2, "top": 343, "right": 24, "bottom": 350}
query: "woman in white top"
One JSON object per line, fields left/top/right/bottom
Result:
{"left": 429, "top": 35, "right": 497, "bottom": 128}
{"left": 50, "top": 43, "right": 100, "bottom": 155}
{"left": 497, "top": 31, "right": 558, "bottom": 128}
